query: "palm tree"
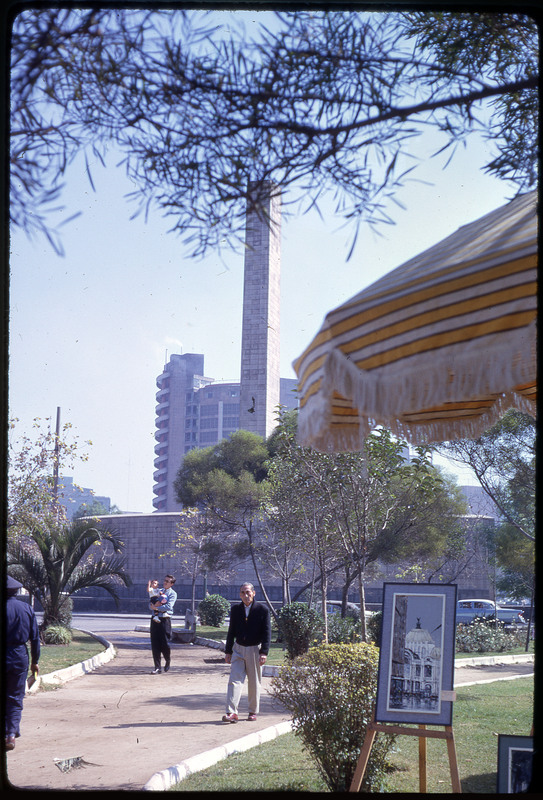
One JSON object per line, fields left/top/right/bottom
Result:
{"left": 7, "top": 516, "right": 132, "bottom": 629}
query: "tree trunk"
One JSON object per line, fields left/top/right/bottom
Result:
{"left": 358, "top": 572, "right": 367, "bottom": 642}
{"left": 341, "top": 570, "right": 354, "bottom": 618}
{"left": 190, "top": 552, "right": 200, "bottom": 612}
{"left": 308, "top": 539, "right": 318, "bottom": 608}
{"left": 320, "top": 553, "right": 328, "bottom": 643}
{"left": 191, "top": 573, "right": 196, "bottom": 613}
{"left": 283, "top": 574, "right": 291, "bottom": 605}
{"left": 525, "top": 585, "right": 535, "bottom": 652}
{"left": 246, "top": 520, "right": 279, "bottom": 627}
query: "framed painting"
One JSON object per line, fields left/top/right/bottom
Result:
{"left": 375, "top": 582, "right": 457, "bottom": 726}
{"left": 497, "top": 735, "right": 533, "bottom": 793}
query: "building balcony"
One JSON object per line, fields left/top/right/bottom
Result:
{"left": 156, "top": 372, "right": 171, "bottom": 389}
{"left": 155, "top": 385, "right": 170, "bottom": 402}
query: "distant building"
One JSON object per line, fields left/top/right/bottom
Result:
{"left": 457, "top": 484, "right": 500, "bottom": 518}
{"left": 56, "top": 476, "right": 111, "bottom": 521}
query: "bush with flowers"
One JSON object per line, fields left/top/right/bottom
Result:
{"left": 455, "top": 616, "right": 526, "bottom": 653}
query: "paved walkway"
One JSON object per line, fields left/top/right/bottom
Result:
{"left": 3, "top": 629, "right": 534, "bottom": 792}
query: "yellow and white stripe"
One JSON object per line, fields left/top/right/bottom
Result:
{"left": 294, "top": 190, "right": 537, "bottom": 450}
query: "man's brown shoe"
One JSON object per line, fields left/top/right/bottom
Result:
{"left": 221, "top": 713, "right": 238, "bottom": 723}
{"left": 248, "top": 713, "right": 257, "bottom": 721}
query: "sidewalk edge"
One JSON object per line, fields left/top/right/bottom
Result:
{"left": 143, "top": 720, "right": 294, "bottom": 791}
{"left": 26, "top": 630, "right": 116, "bottom": 693}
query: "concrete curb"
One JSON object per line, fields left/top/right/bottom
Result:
{"left": 26, "top": 629, "right": 116, "bottom": 693}
{"left": 460, "top": 671, "right": 534, "bottom": 688}
{"left": 454, "top": 653, "right": 534, "bottom": 668}
{"left": 143, "top": 720, "right": 294, "bottom": 791}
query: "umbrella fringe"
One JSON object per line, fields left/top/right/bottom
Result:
{"left": 388, "top": 392, "right": 536, "bottom": 445}
{"left": 298, "top": 319, "right": 536, "bottom": 449}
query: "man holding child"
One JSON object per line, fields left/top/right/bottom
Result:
{"left": 149, "top": 575, "right": 177, "bottom": 674}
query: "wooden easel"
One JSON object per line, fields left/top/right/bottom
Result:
{"left": 349, "top": 693, "right": 461, "bottom": 793}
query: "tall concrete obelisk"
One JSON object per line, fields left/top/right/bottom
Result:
{"left": 239, "top": 182, "right": 281, "bottom": 439}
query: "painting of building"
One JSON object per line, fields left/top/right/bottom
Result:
{"left": 387, "top": 593, "right": 444, "bottom": 714}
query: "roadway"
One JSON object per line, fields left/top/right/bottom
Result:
{"left": 36, "top": 612, "right": 173, "bottom": 633}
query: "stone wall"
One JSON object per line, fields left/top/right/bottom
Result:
{"left": 74, "top": 500, "right": 495, "bottom": 613}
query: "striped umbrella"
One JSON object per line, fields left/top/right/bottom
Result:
{"left": 294, "top": 190, "right": 537, "bottom": 450}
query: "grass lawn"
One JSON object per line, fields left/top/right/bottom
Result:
{"left": 169, "top": 677, "right": 534, "bottom": 793}
{"left": 31, "top": 630, "right": 107, "bottom": 677}
{"left": 455, "top": 641, "right": 534, "bottom": 658}
{"left": 386, "top": 678, "right": 534, "bottom": 793}
{"left": 170, "top": 725, "right": 328, "bottom": 792}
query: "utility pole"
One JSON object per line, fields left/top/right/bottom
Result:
{"left": 52, "top": 406, "right": 61, "bottom": 520}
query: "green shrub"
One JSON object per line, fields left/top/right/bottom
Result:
{"left": 344, "top": 604, "right": 361, "bottom": 622}
{"left": 42, "top": 625, "right": 73, "bottom": 645}
{"left": 271, "top": 642, "right": 396, "bottom": 792}
{"left": 455, "top": 619, "right": 525, "bottom": 653}
{"left": 327, "top": 614, "right": 362, "bottom": 644}
{"left": 367, "top": 610, "right": 382, "bottom": 646}
{"left": 277, "top": 602, "right": 323, "bottom": 659}
{"left": 198, "top": 594, "right": 231, "bottom": 627}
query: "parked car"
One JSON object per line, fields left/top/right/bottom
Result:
{"left": 456, "top": 599, "right": 526, "bottom": 626}
{"left": 315, "top": 601, "right": 361, "bottom": 618}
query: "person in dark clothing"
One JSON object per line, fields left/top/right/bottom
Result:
{"left": 222, "top": 582, "right": 271, "bottom": 723}
{"left": 4, "top": 575, "right": 40, "bottom": 751}
{"left": 149, "top": 575, "right": 177, "bottom": 674}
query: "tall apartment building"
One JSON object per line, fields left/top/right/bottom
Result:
{"left": 153, "top": 354, "right": 297, "bottom": 511}
{"left": 154, "top": 353, "right": 211, "bottom": 511}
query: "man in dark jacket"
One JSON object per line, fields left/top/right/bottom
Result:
{"left": 149, "top": 575, "right": 177, "bottom": 674}
{"left": 222, "top": 582, "right": 271, "bottom": 723}
{"left": 5, "top": 576, "right": 40, "bottom": 751}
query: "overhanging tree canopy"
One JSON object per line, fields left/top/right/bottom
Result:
{"left": 10, "top": 8, "right": 538, "bottom": 256}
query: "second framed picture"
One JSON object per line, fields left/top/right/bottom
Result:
{"left": 497, "top": 735, "right": 533, "bottom": 793}
{"left": 375, "top": 582, "right": 457, "bottom": 726}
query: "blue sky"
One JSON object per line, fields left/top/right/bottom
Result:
{"left": 8, "top": 10, "right": 519, "bottom": 512}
